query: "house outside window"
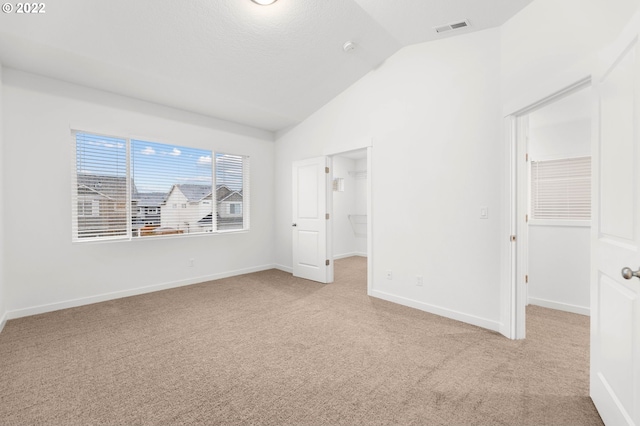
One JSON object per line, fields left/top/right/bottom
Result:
{"left": 229, "top": 203, "right": 242, "bottom": 215}
{"left": 77, "top": 199, "right": 98, "bottom": 217}
{"left": 72, "top": 131, "right": 250, "bottom": 241}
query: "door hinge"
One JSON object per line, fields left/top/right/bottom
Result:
{"left": 510, "top": 235, "right": 517, "bottom": 242}
{"left": 526, "top": 153, "right": 529, "bottom": 162}
{"left": 325, "top": 259, "right": 330, "bottom": 266}
{"left": 525, "top": 275, "right": 529, "bottom": 284}
{"left": 525, "top": 214, "right": 528, "bottom": 223}
{"left": 326, "top": 213, "right": 330, "bottom": 220}
{"left": 325, "top": 167, "right": 330, "bottom": 174}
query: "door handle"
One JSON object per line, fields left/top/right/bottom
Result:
{"left": 292, "top": 223, "right": 297, "bottom": 227}
{"left": 621, "top": 267, "right": 640, "bottom": 280}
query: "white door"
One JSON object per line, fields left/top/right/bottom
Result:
{"left": 292, "top": 157, "right": 333, "bottom": 283}
{"left": 591, "top": 16, "right": 640, "bottom": 426}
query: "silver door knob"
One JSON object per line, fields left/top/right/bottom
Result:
{"left": 621, "top": 267, "right": 640, "bottom": 280}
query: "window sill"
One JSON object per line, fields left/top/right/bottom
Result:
{"left": 528, "top": 219, "right": 591, "bottom": 228}
{"left": 73, "top": 229, "right": 249, "bottom": 244}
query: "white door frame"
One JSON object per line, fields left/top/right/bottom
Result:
{"left": 328, "top": 146, "right": 373, "bottom": 295}
{"left": 505, "top": 77, "right": 592, "bottom": 339}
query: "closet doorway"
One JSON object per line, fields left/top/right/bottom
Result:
{"left": 331, "top": 148, "right": 370, "bottom": 292}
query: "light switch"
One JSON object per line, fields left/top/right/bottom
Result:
{"left": 480, "top": 207, "right": 488, "bottom": 219}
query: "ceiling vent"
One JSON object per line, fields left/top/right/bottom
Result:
{"left": 434, "top": 20, "right": 471, "bottom": 34}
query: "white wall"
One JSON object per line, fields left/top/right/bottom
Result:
{"left": 501, "top": 0, "right": 640, "bottom": 112}
{"left": 499, "top": 0, "right": 640, "bottom": 336}
{"left": 354, "top": 158, "right": 367, "bottom": 255}
{"left": 2, "top": 69, "right": 275, "bottom": 318}
{"left": 529, "top": 119, "right": 591, "bottom": 160}
{"left": 528, "top": 225, "right": 590, "bottom": 313}
{"left": 0, "top": 64, "right": 6, "bottom": 331}
{"left": 276, "top": 28, "right": 503, "bottom": 331}
{"left": 332, "top": 156, "right": 357, "bottom": 259}
{"left": 528, "top": 113, "right": 591, "bottom": 315}
{"left": 332, "top": 155, "right": 368, "bottom": 259}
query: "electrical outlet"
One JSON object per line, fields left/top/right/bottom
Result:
{"left": 416, "top": 276, "right": 423, "bottom": 286}
{"left": 386, "top": 270, "right": 393, "bottom": 280}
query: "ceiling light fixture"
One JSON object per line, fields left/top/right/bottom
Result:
{"left": 251, "top": 0, "right": 277, "bottom": 5}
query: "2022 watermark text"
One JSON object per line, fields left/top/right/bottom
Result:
{"left": 2, "top": 3, "right": 46, "bottom": 13}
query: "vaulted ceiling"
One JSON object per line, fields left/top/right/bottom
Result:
{"left": 0, "top": 0, "right": 533, "bottom": 132}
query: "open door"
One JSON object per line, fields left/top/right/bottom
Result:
{"left": 292, "top": 157, "right": 333, "bottom": 283}
{"left": 591, "top": 15, "right": 640, "bottom": 426}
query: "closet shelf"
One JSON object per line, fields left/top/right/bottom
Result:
{"left": 348, "top": 170, "right": 367, "bottom": 179}
{"left": 348, "top": 214, "right": 367, "bottom": 237}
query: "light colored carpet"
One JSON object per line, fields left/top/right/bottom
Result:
{"left": 0, "top": 256, "right": 601, "bottom": 425}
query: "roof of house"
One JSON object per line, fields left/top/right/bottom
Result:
{"left": 134, "top": 192, "right": 167, "bottom": 207}
{"left": 197, "top": 214, "right": 212, "bottom": 225}
{"left": 164, "top": 184, "right": 212, "bottom": 203}
{"left": 77, "top": 173, "right": 127, "bottom": 200}
{"left": 219, "top": 191, "right": 243, "bottom": 203}
{"left": 197, "top": 214, "right": 243, "bottom": 227}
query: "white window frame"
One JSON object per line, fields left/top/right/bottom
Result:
{"left": 72, "top": 130, "right": 250, "bottom": 242}
{"left": 215, "top": 152, "right": 250, "bottom": 233}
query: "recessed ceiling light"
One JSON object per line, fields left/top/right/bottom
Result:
{"left": 251, "top": 0, "right": 277, "bottom": 5}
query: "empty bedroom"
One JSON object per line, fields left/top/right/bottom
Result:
{"left": 1, "top": 0, "right": 639, "bottom": 425}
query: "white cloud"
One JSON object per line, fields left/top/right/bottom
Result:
{"left": 141, "top": 146, "right": 156, "bottom": 155}
{"left": 87, "top": 141, "right": 125, "bottom": 149}
{"left": 170, "top": 148, "right": 181, "bottom": 156}
{"left": 177, "top": 176, "right": 212, "bottom": 183}
{"left": 197, "top": 155, "right": 212, "bottom": 165}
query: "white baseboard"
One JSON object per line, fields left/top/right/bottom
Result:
{"left": 334, "top": 252, "right": 367, "bottom": 260}
{"left": 334, "top": 252, "right": 356, "bottom": 260}
{"left": 370, "top": 289, "right": 502, "bottom": 333}
{"left": 274, "top": 264, "right": 293, "bottom": 273}
{"left": 528, "top": 297, "right": 590, "bottom": 316}
{"left": 0, "top": 309, "right": 7, "bottom": 334}
{"left": 6, "top": 264, "right": 277, "bottom": 321}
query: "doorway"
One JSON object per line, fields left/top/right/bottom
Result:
{"left": 331, "top": 148, "right": 370, "bottom": 292}
{"left": 510, "top": 79, "right": 592, "bottom": 339}
{"left": 525, "top": 87, "right": 592, "bottom": 317}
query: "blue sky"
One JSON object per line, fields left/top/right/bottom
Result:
{"left": 77, "top": 133, "right": 244, "bottom": 194}
{"left": 131, "top": 140, "right": 212, "bottom": 193}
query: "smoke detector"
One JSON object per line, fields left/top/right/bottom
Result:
{"left": 343, "top": 41, "right": 356, "bottom": 52}
{"left": 434, "top": 20, "right": 471, "bottom": 34}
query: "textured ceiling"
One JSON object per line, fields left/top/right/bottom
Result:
{"left": 0, "top": 0, "right": 533, "bottom": 133}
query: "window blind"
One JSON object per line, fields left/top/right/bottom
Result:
{"left": 73, "top": 131, "right": 249, "bottom": 241}
{"left": 72, "top": 132, "right": 129, "bottom": 240}
{"left": 131, "top": 140, "right": 213, "bottom": 237}
{"left": 530, "top": 156, "right": 591, "bottom": 221}
{"left": 215, "top": 153, "right": 250, "bottom": 231}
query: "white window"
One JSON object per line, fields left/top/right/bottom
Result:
{"left": 216, "top": 153, "right": 250, "bottom": 231}
{"left": 530, "top": 156, "right": 591, "bottom": 222}
{"left": 131, "top": 139, "right": 213, "bottom": 236}
{"left": 72, "top": 133, "right": 128, "bottom": 240}
{"left": 229, "top": 203, "right": 242, "bottom": 215}
{"left": 72, "top": 131, "right": 250, "bottom": 241}
{"left": 77, "top": 199, "right": 99, "bottom": 217}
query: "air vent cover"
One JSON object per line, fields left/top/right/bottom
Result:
{"left": 435, "top": 20, "right": 470, "bottom": 33}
